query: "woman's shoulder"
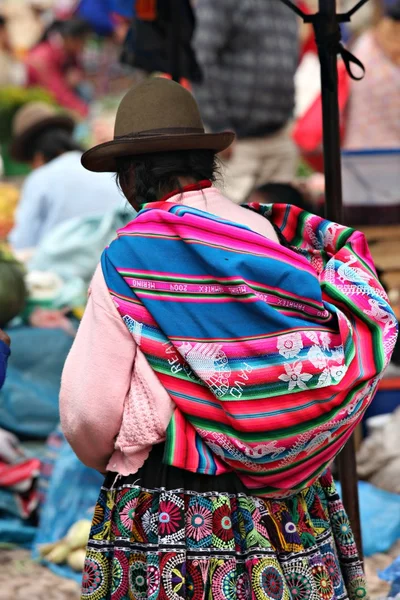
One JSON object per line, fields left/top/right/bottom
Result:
{"left": 42, "top": 152, "right": 84, "bottom": 181}
{"left": 20, "top": 161, "right": 53, "bottom": 193}
{"left": 90, "top": 263, "right": 113, "bottom": 306}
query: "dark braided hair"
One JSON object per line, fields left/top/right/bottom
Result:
{"left": 29, "top": 128, "right": 83, "bottom": 164}
{"left": 116, "top": 150, "right": 219, "bottom": 206}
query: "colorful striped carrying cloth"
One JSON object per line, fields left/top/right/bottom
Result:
{"left": 102, "top": 194, "right": 398, "bottom": 497}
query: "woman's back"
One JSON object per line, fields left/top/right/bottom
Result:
{"left": 60, "top": 77, "right": 396, "bottom": 600}
{"left": 169, "top": 187, "right": 280, "bottom": 244}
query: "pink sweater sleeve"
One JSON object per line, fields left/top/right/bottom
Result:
{"left": 60, "top": 264, "right": 136, "bottom": 472}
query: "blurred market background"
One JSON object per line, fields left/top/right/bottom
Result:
{"left": 0, "top": 0, "right": 399, "bottom": 598}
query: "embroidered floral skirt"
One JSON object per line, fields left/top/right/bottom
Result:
{"left": 81, "top": 445, "right": 367, "bottom": 600}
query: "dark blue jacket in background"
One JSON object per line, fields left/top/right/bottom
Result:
{"left": 112, "top": 0, "right": 135, "bottom": 19}
{"left": 0, "top": 340, "right": 10, "bottom": 390}
{"left": 77, "top": 0, "right": 136, "bottom": 36}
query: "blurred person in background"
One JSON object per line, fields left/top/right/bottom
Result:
{"left": 25, "top": 18, "right": 92, "bottom": 119}
{"left": 117, "top": 0, "right": 201, "bottom": 83}
{"left": 344, "top": 0, "right": 400, "bottom": 149}
{"left": 192, "top": 0, "right": 299, "bottom": 204}
{"left": 0, "top": 14, "right": 26, "bottom": 86}
{"left": 1, "top": 0, "right": 52, "bottom": 52}
{"left": 9, "top": 102, "right": 123, "bottom": 252}
{"left": 29, "top": 0, "right": 55, "bottom": 29}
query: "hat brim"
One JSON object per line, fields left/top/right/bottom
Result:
{"left": 10, "top": 114, "right": 75, "bottom": 163}
{"left": 81, "top": 131, "right": 236, "bottom": 173}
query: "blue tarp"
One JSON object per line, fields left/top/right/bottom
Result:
{"left": 0, "top": 327, "right": 74, "bottom": 439}
{"left": 0, "top": 516, "right": 36, "bottom": 547}
{"left": 33, "top": 437, "right": 103, "bottom": 582}
{"left": 380, "top": 556, "right": 400, "bottom": 598}
{"left": 336, "top": 481, "right": 400, "bottom": 557}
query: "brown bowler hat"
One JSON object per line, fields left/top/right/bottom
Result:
{"left": 11, "top": 102, "right": 75, "bottom": 163}
{"left": 82, "top": 78, "right": 235, "bottom": 173}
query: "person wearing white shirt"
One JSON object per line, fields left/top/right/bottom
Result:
{"left": 9, "top": 102, "right": 123, "bottom": 251}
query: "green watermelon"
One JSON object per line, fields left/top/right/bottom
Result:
{"left": 0, "top": 245, "right": 27, "bottom": 327}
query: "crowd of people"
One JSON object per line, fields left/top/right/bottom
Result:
{"left": 0, "top": 1, "right": 399, "bottom": 599}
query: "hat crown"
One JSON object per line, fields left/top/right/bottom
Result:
{"left": 114, "top": 78, "right": 205, "bottom": 138}
{"left": 13, "top": 102, "right": 59, "bottom": 137}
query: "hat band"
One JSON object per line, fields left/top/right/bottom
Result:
{"left": 114, "top": 127, "right": 205, "bottom": 140}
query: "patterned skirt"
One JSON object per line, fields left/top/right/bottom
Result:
{"left": 81, "top": 444, "right": 367, "bottom": 600}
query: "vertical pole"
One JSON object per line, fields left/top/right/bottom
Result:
{"left": 339, "top": 438, "right": 363, "bottom": 562}
{"left": 317, "top": 0, "right": 363, "bottom": 561}
{"left": 318, "top": 0, "right": 343, "bottom": 223}
{"left": 169, "top": 0, "right": 181, "bottom": 82}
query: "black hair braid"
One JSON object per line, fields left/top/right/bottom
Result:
{"left": 133, "top": 160, "right": 159, "bottom": 205}
{"left": 29, "top": 128, "right": 83, "bottom": 163}
{"left": 116, "top": 150, "right": 219, "bottom": 207}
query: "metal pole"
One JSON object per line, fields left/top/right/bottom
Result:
{"left": 318, "top": 0, "right": 343, "bottom": 222}
{"left": 317, "top": 0, "right": 363, "bottom": 561}
{"left": 280, "top": 0, "right": 367, "bottom": 562}
{"left": 169, "top": 0, "right": 181, "bottom": 82}
{"left": 338, "top": 438, "right": 363, "bottom": 561}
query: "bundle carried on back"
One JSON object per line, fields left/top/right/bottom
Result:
{"left": 102, "top": 201, "right": 398, "bottom": 497}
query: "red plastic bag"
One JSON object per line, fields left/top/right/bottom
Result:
{"left": 293, "top": 60, "right": 350, "bottom": 172}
